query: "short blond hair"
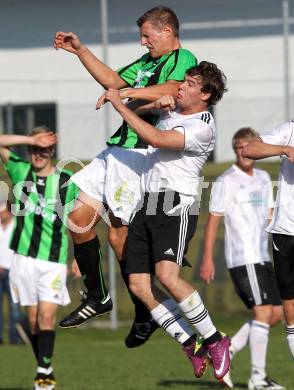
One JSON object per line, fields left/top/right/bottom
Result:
{"left": 232, "top": 127, "right": 259, "bottom": 150}
{"left": 28, "top": 125, "right": 52, "bottom": 137}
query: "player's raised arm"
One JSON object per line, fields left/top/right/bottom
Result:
{"left": 242, "top": 137, "right": 294, "bottom": 162}
{"left": 0, "top": 133, "right": 57, "bottom": 164}
{"left": 54, "top": 31, "right": 128, "bottom": 90}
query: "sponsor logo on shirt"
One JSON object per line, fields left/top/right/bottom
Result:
{"left": 135, "top": 70, "right": 154, "bottom": 88}
{"left": 23, "top": 200, "right": 57, "bottom": 222}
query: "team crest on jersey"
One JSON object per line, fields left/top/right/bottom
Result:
{"left": 135, "top": 69, "right": 154, "bottom": 88}
{"left": 114, "top": 182, "right": 135, "bottom": 206}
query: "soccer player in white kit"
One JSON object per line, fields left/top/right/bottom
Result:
{"left": 243, "top": 121, "right": 294, "bottom": 360}
{"left": 200, "top": 128, "right": 284, "bottom": 390}
{"left": 105, "top": 62, "right": 231, "bottom": 384}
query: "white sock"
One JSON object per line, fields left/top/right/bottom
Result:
{"left": 151, "top": 299, "right": 194, "bottom": 345}
{"left": 231, "top": 321, "right": 251, "bottom": 357}
{"left": 250, "top": 320, "right": 270, "bottom": 381}
{"left": 178, "top": 291, "right": 216, "bottom": 339}
{"left": 286, "top": 324, "right": 294, "bottom": 358}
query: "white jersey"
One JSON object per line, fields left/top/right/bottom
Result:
{"left": 0, "top": 219, "right": 14, "bottom": 270}
{"left": 209, "top": 165, "right": 273, "bottom": 268}
{"left": 142, "top": 109, "right": 216, "bottom": 196}
{"left": 260, "top": 120, "right": 294, "bottom": 235}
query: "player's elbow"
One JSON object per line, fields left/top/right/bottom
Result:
{"left": 150, "top": 137, "right": 161, "bottom": 148}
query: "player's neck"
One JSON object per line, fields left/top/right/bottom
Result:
{"left": 235, "top": 162, "right": 254, "bottom": 176}
{"left": 180, "top": 102, "right": 208, "bottom": 115}
{"left": 161, "top": 39, "right": 181, "bottom": 56}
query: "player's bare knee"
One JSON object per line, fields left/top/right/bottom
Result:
{"left": 156, "top": 270, "right": 177, "bottom": 292}
{"left": 271, "top": 306, "right": 284, "bottom": 326}
{"left": 129, "top": 278, "right": 147, "bottom": 300}
{"left": 38, "top": 311, "right": 55, "bottom": 330}
{"left": 108, "top": 228, "right": 120, "bottom": 250}
{"left": 28, "top": 317, "right": 38, "bottom": 334}
{"left": 254, "top": 305, "right": 273, "bottom": 324}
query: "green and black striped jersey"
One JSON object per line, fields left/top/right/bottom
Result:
{"left": 107, "top": 48, "right": 197, "bottom": 149}
{"left": 4, "top": 152, "right": 79, "bottom": 264}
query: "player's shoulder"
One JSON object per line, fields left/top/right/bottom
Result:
{"left": 216, "top": 166, "right": 236, "bottom": 183}
{"left": 8, "top": 151, "right": 29, "bottom": 164}
{"left": 254, "top": 168, "right": 271, "bottom": 182}
{"left": 177, "top": 48, "right": 196, "bottom": 58}
{"left": 57, "top": 168, "right": 75, "bottom": 180}
{"left": 186, "top": 112, "right": 214, "bottom": 128}
{"left": 198, "top": 111, "right": 213, "bottom": 125}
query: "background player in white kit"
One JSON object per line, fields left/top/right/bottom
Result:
{"left": 243, "top": 121, "right": 294, "bottom": 360}
{"left": 200, "top": 128, "right": 284, "bottom": 390}
{"left": 0, "top": 202, "right": 22, "bottom": 345}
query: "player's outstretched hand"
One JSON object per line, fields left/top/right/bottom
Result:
{"left": 96, "top": 92, "right": 107, "bottom": 110}
{"left": 154, "top": 95, "right": 176, "bottom": 111}
{"left": 54, "top": 31, "right": 82, "bottom": 54}
{"left": 105, "top": 89, "right": 124, "bottom": 111}
{"left": 200, "top": 259, "right": 215, "bottom": 284}
{"left": 32, "top": 132, "right": 57, "bottom": 148}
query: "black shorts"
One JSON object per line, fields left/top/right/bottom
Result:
{"left": 126, "top": 191, "right": 197, "bottom": 274}
{"left": 229, "top": 262, "right": 281, "bottom": 309}
{"left": 272, "top": 233, "right": 294, "bottom": 300}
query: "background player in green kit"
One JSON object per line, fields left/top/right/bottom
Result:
{"left": 0, "top": 127, "right": 79, "bottom": 390}
{"left": 54, "top": 6, "right": 197, "bottom": 346}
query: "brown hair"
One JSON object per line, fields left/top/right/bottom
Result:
{"left": 232, "top": 127, "right": 259, "bottom": 150}
{"left": 137, "top": 6, "right": 179, "bottom": 37}
{"left": 186, "top": 61, "right": 227, "bottom": 106}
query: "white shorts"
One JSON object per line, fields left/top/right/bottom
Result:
{"left": 71, "top": 145, "right": 147, "bottom": 223}
{"left": 9, "top": 254, "right": 70, "bottom": 307}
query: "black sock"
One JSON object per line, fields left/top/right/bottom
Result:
{"left": 74, "top": 237, "right": 109, "bottom": 301}
{"left": 204, "top": 331, "right": 222, "bottom": 346}
{"left": 29, "top": 333, "right": 39, "bottom": 361}
{"left": 182, "top": 334, "right": 197, "bottom": 347}
{"left": 119, "top": 259, "right": 151, "bottom": 323}
{"left": 37, "top": 330, "right": 56, "bottom": 369}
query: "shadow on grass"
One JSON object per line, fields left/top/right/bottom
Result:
{"left": 0, "top": 388, "right": 29, "bottom": 390}
{"left": 158, "top": 379, "right": 247, "bottom": 388}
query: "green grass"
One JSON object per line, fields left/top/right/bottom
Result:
{"left": 0, "top": 316, "right": 292, "bottom": 390}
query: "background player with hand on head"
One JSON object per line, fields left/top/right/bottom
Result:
{"left": 0, "top": 127, "right": 79, "bottom": 390}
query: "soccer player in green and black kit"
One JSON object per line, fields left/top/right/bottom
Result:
{"left": 54, "top": 6, "right": 197, "bottom": 347}
{"left": 0, "top": 127, "right": 79, "bottom": 390}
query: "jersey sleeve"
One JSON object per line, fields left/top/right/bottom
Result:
{"left": 175, "top": 118, "right": 214, "bottom": 154}
{"left": 163, "top": 49, "right": 197, "bottom": 82}
{"left": 209, "top": 176, "right": 230, "bottom": 216}
{"left": 116, "top": 55, "right": 147, "bottom": 87}
{"left": 3, "top": 151, "right": 31, "bottom": 185}
{"left": 260, "top": 121, "right": 293, "bottom": 146}
{"left": 263, "top": 171, "right": 275, "bottom": 209}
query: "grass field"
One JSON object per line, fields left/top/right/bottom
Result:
{"left": 0, "top": 315, "right": 292, "bottom": 390}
